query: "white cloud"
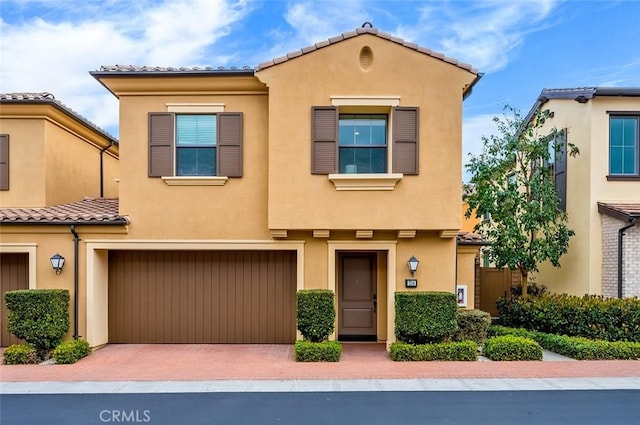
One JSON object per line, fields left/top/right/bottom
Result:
{"left": 0, "top": 0, "right": 251, "bottom": 134}
{"left": 462, "top": 113, "right": 499, "bottom": 182}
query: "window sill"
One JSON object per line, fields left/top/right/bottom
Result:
{"left": 606, "top": 175, "right": 640, "bottom": 181}
{"left": 162, "top": 176, "right": 228, "bottom": 186}
{"left": 328, "top": 173, "right": 403, "bottom": 191}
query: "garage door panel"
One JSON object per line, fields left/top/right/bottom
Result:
{"left": 1, "top": 253, "right": 29, "bottom": 347}
{"left": 108, "top": 250, "right": 296, "bottom": 344}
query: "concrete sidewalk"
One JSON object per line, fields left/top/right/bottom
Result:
{"left": 1, "top": 344, "right": 639, "bottom": 393}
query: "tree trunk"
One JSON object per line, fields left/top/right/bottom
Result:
{"left": 520, "top": 270, "right": 528, "bottom": 298}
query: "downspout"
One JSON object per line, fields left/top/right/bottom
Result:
{"left": 617, "top": 218, "right": 637, "bottom": 299}
{"left": 99, "top": 141, "right": 114, "bottom": 198}
{"left": 70, "top": 225, "right": 80, "bottom": 339}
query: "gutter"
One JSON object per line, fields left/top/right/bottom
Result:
{"left": 70, "top": 225, "right": 80, "bottom": 339}
{"left": 618, "top": 217, "right": 637, "bottom": 298}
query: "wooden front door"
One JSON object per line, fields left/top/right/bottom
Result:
{"left": 1, "top": 253, "right": 29, "bottom": 347}
{"left": 338, "top": 252, "right": 377, "bottom": 340}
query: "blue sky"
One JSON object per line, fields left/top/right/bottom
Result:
{"left": 1, "top": 0, "right": 639, "bottom": 180}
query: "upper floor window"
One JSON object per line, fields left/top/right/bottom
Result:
{"left": 311, "top": 106, "right": 418, "bottom": 175}
{"left": 176, "top": 115, "right": 217, "bottom": 176}
{"left": 609, "top": 116, "right": 639, "bottom": 176}
{"left": 338, "top": 114, "right": 387, "bottom": 173}
{"left": 148, "top": 112, "right": 243, "bottom": 179}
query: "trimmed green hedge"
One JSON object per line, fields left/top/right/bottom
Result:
{"left": 496, "top": 294, "right": 640, "bottom": 342}
{"left": 489, "top": 325, "right": 640, "bottom": 360}
{"left": 453, "top": 309, "right": 491, "bottom": 345}
{"left": 52, "top": 339, "right": 91, "bottom": 364}
{"left": 4, "top": 289, "right": 70, "bottom": 359}
{"left": 2, "top": 344, "right": 38, "bottom": 365}
{"left": 294, "top": 340, "right": 342, "bottom": 362}
{"left": 483, "top": 335, "right": 543, "bottom": 361}
{"left": 395, "top": 291, "right": 458, "bottom": 344}
{"left": 389, "top": 341, "right": 477, "bottom": 361}
{"left": 297, "top": 290, "right": 336, "bottom": 342}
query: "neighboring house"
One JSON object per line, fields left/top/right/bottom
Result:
{"left": 0, "top": 92, "right": 120, "bottom": 346}
{"left": 526, "top": 88, "right": 640, "bottom": 297}
{"left": 1, "top": 27, "right": 482, "bottom": 348}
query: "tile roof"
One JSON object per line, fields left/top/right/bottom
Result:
{"left": 257, "top": 27, "right": 477, "bottom": 73}
{"left": 93, "top": 27, "right": 478, "bottom": 76}
{"left": 0, "top": 198, "right": 129, "bottom": 225}
{"left": 597, "top": 202, "right": 640, "bottom": 221}
{"left": 0, "top": 92, "right": 118, "bottom": 144}
{"left": 457, "top": 231, "right": 486, "bottom": 245}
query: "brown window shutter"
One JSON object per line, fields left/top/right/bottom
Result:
{"left": 311, "top": 106, "right": 338, "bottom": 174}
{"left": 554, "top": 128, "right": 567, "bottom": 211}
{"left": 217, "top": 112, "right": 243, "bottom": 177}
{"left": 148, "top": 113, "right": 174, "bottom": 177}
{"left": 392, "top": 107, "right": 419, "bottom": 175}
{"left": 0, "top": 134, "right": 8, "bottom": 190}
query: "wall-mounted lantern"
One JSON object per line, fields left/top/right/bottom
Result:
{"left": 407, "top": 256, "right": 419, "bottom": 276}
{"left": 50, "top": 253, "right": 65, "bottom": 275}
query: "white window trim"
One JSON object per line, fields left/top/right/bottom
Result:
{"left": 166, "top": 103, "right": 225, "bottom": 113}
{"left": 328, "top": 173, "right": 403, "bottom": 191}
{"left": 162, "top": 176, "right": 228, "bottom": 186}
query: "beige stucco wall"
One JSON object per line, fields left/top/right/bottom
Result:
{"left": 258, "top": 34, "right": 475, "bottom": 231}
{"left": 0, "top": 105, "right": 119, "bottom": 208}
{"left": 0, "top": 118, "right": 47, "bottom": 207}
{"left": 535, "top": 96, "right": 640, "bottom": 295}
{"left": 116, "top": 87, "right": 270, "bottom": 239}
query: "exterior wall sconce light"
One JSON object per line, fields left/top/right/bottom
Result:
{"left": 50, "top": 253, "right": 65, "bottom": 275}
{"left": 407, "top": 256, "right": 419, "bottom": 276}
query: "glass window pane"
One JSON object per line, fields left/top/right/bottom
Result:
{"left": 177, "top": 147, "right": 216, "bottom": 176}
{"left": 610, "top": 118, "right": 623, "bottom": 147}
{"left": 609, "top": 146, "right": 622, "bottom": 174}
{"left": 623, "top": 146, "right": 638, "bottom": 174}
{"left": 339, "top": 147, "right": 386, "bottom": 173}
{"left": 623, "top": 118, "right": 638, "bottom": 146}
{"left": 177, "top": 115, "right": 217, "bottom": 145}
{"left": 339, "top": 114, "right": 387, "bottom": 146}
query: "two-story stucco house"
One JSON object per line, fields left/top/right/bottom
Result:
{"left": 1, "top": 27, "right": 482, "bottom": 348}
{"left": 0, "top": 92, "right": 121, "bottom": 346}
{"left": 527, "top": 88, "right": 640, "bottom": 298}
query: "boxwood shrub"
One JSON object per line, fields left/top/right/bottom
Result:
{"left": 389, "top": 341, "right": 477, "bottom": 361}
{"left": 496, "top": 293, "right": 640, "bottom": 342}
{"left": 296, "top": 289, "right": 336, "bottom": 342}
{"left": 4, "top": 289, "right": 70, "bottom": 359}
{"left": 453, "top": 309, "right": 491, "bottom": 345}
{"left": 2, "top": 344, "right": 38, "bottom": 365}
{"left": 483, "top": 335, "right": 543, "bottom": 361}
{"left": 489, "top": 325, "right": 640, "bottom": 360}
{"left": 395, "top": 291, "right": 458, "bottom": 344}
{"left": 294, "top": 340, "right": 342, "bottom": 362}
{"left": 52, "top": 339, "right": 91, "bottom": 364}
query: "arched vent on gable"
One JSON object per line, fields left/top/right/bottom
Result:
{"left": 359, "top": 46, "right": 373, "bottom": 71}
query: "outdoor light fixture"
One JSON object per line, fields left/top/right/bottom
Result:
{"left": 407, "top": 256, "right": 419, "bottom": 276}
{"left": 50, "top": 253, "right": 65, "bottom": 275}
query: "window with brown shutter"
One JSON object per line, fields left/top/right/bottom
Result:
{"left": 311, "top": 106, "right": 338, "bottom": 174}
{"left": 0, "top": 134, "right": 9, "bottom": 190}
{"left": 392, "top": 107, "right": 419, "bottom": 175}
{"left": 148, "top": 112, "right": 243, "bottom": 178}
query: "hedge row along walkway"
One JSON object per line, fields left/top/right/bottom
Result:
{"left": 2, "top": 344, "right": 639, "bottom": 382}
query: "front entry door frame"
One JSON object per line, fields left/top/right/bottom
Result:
{"left": 338, "top": 252, "right": 377, "bottom": 340}
{"left": 327, "top": 241, "right": 396, "bottom": 347}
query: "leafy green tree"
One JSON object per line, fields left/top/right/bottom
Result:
{"left": 464, "top": 106, "right": 579, "bottom": 293}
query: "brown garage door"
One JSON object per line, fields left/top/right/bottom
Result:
{"left": 1, "top": 253, "right": 29, "bottom": 347}
{"left": 108, "top": 250, "right": 297, "bottom": 343}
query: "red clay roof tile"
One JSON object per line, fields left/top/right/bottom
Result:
{"left": 0, "top": 198, "right": 128, "bottom": 225}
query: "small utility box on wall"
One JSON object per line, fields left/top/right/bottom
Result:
{"left": 405, "top": 279, "right": 417, "bottom": 288}
{"left": 456, "top": 285, "right": 468, "bottom": 307}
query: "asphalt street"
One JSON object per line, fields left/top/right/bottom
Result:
{"left": 2, "top": 390, "right": 639, "bottom": 425}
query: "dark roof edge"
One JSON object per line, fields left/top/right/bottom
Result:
{"left": 525, "top": 87, "right": 640, "bottom": 125}
{"left": 0, "top": 218, "right": 129, "bottom": 225}
{"left": 0, "top": 95, "right": 118, "bottom": 146}
{"left": 597, "top": 202, "right": 640, "bottom": 221}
